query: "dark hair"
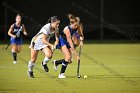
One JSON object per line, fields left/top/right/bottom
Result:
{"left": 16, "top": 14, "right": 21, "bottom": 18}
{"left": 48, "top": 16, "right": 60, "bottom": 23}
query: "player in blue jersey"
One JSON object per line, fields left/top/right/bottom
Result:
{"left": 8, "top": 14, "right": 27, "bottom": 64}
{"left": 71, "top": 16, "right": 84, "bottom": 48}
{"left": 53, "top": 14, "right": 84, "bottom": 78}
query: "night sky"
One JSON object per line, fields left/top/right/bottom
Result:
{"left": 1, "top": 0, "right": 140, "bottom": 40}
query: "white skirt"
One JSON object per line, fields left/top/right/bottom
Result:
{"left": 29, "top": 39, "right": 48, "bottom": 50}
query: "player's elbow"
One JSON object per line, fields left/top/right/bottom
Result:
{"left": 8, "top": 31, "right": 11, "bottom": 36}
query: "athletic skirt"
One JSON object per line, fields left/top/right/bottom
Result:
{"left": 56, "top": 36, "right": 71, "bottom": 49}
{"left": 10, "top": 37, "right": 22, "bottom": 45}
{"left": 29, "top": 38, "right": 48, "bottom": 50}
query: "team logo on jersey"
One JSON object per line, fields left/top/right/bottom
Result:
{"left": 15, "top": 26, "right": 22, "bottom": 37}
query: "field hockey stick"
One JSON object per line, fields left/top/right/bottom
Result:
{"left": 5, "top": 43, "right": 10, "bottom": 49}
{"left": 77, "top": 45, "right": 82, "bottom": 78}
{"left": 5, "top": 26, "right": 22, "bottom": 50}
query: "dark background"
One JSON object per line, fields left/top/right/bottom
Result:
{"left": 1, "top": 0, "right": 140, "bottom": 42}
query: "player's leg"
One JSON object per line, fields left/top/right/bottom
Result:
{"left": 27, "top": 48, "right": 38, "bottom": 78}
{"left": 59, "top": 45, "right": 71, "bottom": 78}
{"left": 11, "top": 44, "right": 18, "bottom": 64}
{"left": 52, "top": 59, "right": 64, "bottom": 71}
{"left": 41, "top": 46, "right": 52, "bottom": 72}
{"left": 17, "top": 45, "right": 21, "bottom": 53}
{"left": 52, "top": 48, "right": 73, "bottom": 70}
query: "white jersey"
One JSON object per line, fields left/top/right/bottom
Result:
{"left": 30, "top": 23, "right": 58, "bottom": 50}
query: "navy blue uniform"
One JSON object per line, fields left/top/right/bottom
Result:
{"left": 56, "top": 25, "right": 78, "bottom": 49}
{"left": 10, "top": 23, "right": 23, "bottom": 45}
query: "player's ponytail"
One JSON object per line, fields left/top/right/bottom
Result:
{"left": 48, "top": 16, "right": 60, "bottom": 23}
{"left": 48, "top": 18, "right": 51, "bottom": 23}
{"left": 76, "top": 17, "right": 80, "bottom": 24}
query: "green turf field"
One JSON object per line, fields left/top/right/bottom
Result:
{"left": 0, "top": 43, "right": 140, "bottom": 93}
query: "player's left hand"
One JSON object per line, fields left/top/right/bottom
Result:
{"left": 80, "top": 40, "right": 83, "bottom": 47}
{"left": 23, "top": 31, "right": 28, "bottom": 36}
{"left": 77, "top": 55, "right": 80, "bottom": 61}
{"left": 50, "top": 44, "right": 55, "bottom": 52}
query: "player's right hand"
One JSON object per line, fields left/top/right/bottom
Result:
{"left": 80, "top": 40, "right": 83, "bottom": 47}
{"left": 50, "top": 44, "right": 55, "bottom": 52}
{"left": 77, "top": 55, "right": 80, "bottom": 61}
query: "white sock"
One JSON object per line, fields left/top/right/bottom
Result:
{"left": 43, "top": 57, "right": 50, "bottom": 65}
{"left": 28, "top": 61, "right": 35, "bottom": 72}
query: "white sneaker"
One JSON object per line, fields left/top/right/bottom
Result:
{"left": 13, "top": 61, "right": 17, "bottom": 64}
{"left": 52, "top": 60, "right": 58, "bottom": 71}
{"left": 58, "top": 73, "right": 66, "bottom": 78}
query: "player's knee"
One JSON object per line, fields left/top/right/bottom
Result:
{"left": 44, "top": 49, "right": 52, "bottom": 59}
{"left": 48, "top": 55, "right": 52, "bottom": 59}
{"left": 46, "top": 53, "right": 52, "bottom": 59}
{"left": 15, "top": 50, "right": 18, "bottom": 53}
{"left": 69, "top": 57, "right": 73, "bottom": 64}
{"left": 17, "top": 50, "right": 21, "bottom": 53}
{"left": 65, "top": 55, "right": 71, "bottom": 62}
{"left": 12, "top": 48, "right": 17, "bottom": 53}
{"left": 31, "top": 57, "right": 37, "bottom": 62}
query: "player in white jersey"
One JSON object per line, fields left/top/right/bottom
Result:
{"left": 27, "top": 16, "right": 60, "bottom": 78}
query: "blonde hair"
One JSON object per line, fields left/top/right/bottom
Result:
{"left": 67, "top": 14, "right": 80, "bottom": 24}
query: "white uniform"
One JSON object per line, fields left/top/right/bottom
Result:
{"left": 29, "top": 23, "right": 58, "bottom": 50}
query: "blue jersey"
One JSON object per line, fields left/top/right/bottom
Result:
{"left": 61, "top": 25, "right": 78, "bottom": 39}
{"left": 56, "top": 25, "right": 78, "bottom": 49}
{"left": 10, "top": 23, "right": 23, "bottom": 45}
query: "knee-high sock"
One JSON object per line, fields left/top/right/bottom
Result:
{"left": 55, "top": 59, "right": 64, "bottom": 65}
{"left": 28, "top": 61, "right": 35, "bottom": 72}
{"left": 43, "top": 57, "right": 50, "bottom": 65}
{"left": 12, "top": 52, "right": 17, "bottom": 61}
{"left": 60, "top": 60, "right": 69, "bottom": 74}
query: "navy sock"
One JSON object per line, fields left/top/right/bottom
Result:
{"left": 55, "top": 59, "right": 64, "bottom": 65}
{"left": 74, "top": 44, "right": 77, "bottom": 48}
{"left": 60, "top": 60, "right": 69, "bottom": 74}
{"left": 12, "top": 52, "right": 17, "bottom": 61}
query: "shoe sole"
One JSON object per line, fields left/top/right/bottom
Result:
{"left": 58, "top": 74, "right": 66, "bottom": 78}
{"left": 58, "top": 77, "right": 66, "bottom": 79}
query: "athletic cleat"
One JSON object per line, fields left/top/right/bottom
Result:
{"left": 27, "top": 71, "right": 34, "bottom": 78}
{"left": 13, "top": 61, "right": 17, "bottom": 64}
{"left": 58, "top": 73, "right": 66, "bottom": 79}
{"left": 41, "top": 62, "right": 49, "bottom": 72}
{"left": 52, "top": 60, "right": 58, "bottom": 71}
